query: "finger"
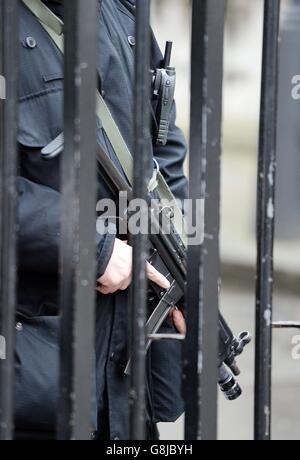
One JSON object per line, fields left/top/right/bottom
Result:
{"left": 169, "top": 306, "right": 177, "bottom": 319}
{"left": 119, "top": 277, "right": 131, "bottom": 291}
{"left": 146, "top": 263, "right": 170, "bottom": 289}
{"left": 97, "top": 286, "right": 111, "bottom": 295}
{"left": 172, "top": 308, "right": 186, "bottom": 335}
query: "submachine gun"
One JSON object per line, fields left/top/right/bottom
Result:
{"left": 41, "top": 42, "right": 251, "bottom": 401}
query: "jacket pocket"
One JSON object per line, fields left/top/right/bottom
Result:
{"left": 18, "top": 75, "right": 64, "bottom": 148}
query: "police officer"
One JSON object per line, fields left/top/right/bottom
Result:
{"left": 16, "top": 0, "right": 187, "bottom": 440}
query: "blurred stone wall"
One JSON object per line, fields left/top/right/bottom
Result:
{"left": 151, "top": 0, "right": 263, "bottom": 137}
{"left": 151, "top": 0, "right": 191, "bottom": 136}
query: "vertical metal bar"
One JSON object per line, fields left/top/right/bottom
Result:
{"left": 254, "top": 0, "right": 280, "bottom": 441}
{"left": 57, "top": 0, "right": 98, "bottom": 440}
{"left": 129, "top": 0, "right": 151, "bottom": 441}
{"left": 201, "top": 1, "right": 225, "bottom": 441}
{"left": 185, "top": 0, "right": 208, "bottom": 439}
{"left": 0, "top": 0, "right": 18, "bottom": 441}
{"left": 185, "top": 0, "right": 225, "bottom": 440}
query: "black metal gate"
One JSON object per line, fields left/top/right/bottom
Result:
{"left": 0, "top": 0, "right": 284, "bottom": 441}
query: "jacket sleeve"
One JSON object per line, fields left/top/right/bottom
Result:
{"left": 151, "top": 33, "right": 188, "bottom": 203}
{"left": 17, "top": 177, "right": 115, "bottom": 275}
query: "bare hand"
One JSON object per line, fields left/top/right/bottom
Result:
{"left": 97, "top": 238, "right": 171, "bottom": 295}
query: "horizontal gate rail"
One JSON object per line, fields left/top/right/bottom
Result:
{"left": 0, "top": 0, "right": 18, "bottom": 441}
{"left": 254, "top": 0, "right": 281, "bottom": 442}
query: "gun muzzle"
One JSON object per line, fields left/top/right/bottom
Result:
{"left": 219, "top": 364, "right": 242, "bottom": 401}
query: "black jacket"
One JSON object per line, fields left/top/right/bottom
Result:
{"left": 17, "top": 0, "right": 188, "bottom": 439}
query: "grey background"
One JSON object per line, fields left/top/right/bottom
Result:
{"left": 152, "top": 0, "right": 300, "bottom": 440}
